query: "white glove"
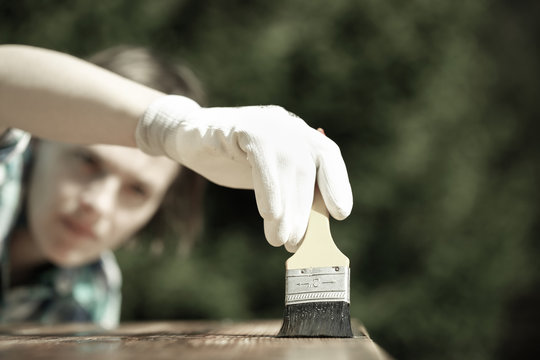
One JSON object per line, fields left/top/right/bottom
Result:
{"left": 136, "top": 95, "right": 353, "bottom": 252}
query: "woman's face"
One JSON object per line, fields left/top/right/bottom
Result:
{"left": 27, "top": 142, "right": 179, "bottom": 268}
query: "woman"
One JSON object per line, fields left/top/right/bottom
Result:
{"left": 0, "top": 46, "right": 206, "bottom": 328}
{"left": 0, "top": 44, "right": 353, "bottom": 327}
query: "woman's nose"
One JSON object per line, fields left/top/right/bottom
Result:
{"left": 79, "top": 176, "right": 121, "bottom": 217}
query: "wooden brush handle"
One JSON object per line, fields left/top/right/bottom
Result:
{"left": 286, "top": 186, "right": 350, "bottom": 269}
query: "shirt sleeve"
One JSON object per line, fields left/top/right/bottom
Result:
{"left": 0, "top": 129, "right": 31, "bottom": 257}
{"left": 0, "top": 129, "right": 31, "bottom": 163}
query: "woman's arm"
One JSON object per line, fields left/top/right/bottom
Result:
{"left": 0, "top": 44, "right": 353, "bottom": 251}
{"left": 0, "top": 44, "right": 164, "bottom": 147}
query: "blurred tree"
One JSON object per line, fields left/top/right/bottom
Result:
{"left": 1, "top": 0, "right": 539, "bottom": 359}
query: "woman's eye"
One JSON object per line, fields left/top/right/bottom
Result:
{"left": 128, "top": 184, "right": 148, "bottom": 199}
{"left": 74, "top": 151, "right": 95, "bottom": 165}
{"left": 71, "top": 151, "right": 101, "bottom": 174}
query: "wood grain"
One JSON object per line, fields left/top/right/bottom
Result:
{"left": 0, "top": 320, "right": 392, "bottom": 360}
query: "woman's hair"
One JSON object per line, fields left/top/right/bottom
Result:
{"left": 88, "top": 46, "right": 206, "bottom": 104}
{"left": 88, "top": 46, "right": 207, "bottom": 256}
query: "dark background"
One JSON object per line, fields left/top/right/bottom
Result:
{"left": 2, "top": 1, "right": 539, "bottom": 359}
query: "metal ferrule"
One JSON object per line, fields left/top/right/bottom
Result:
{"left": 284, "top": 266, "right": 350, "bottom": 305}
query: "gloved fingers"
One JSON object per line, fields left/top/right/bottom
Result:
{"left": 263, "top": 218, "right": 288, "bottom": 248}
{"left": 284, "top": 238, "right": 301, "bottom": 253}
{"left": 283, "top": 165, "right": 315, "bottom": 252}
{"left": 263, "top": 176, "right": 313, "bottom": 252}
{"left": 315, "top": 135, "right": 353, "bottom": 220}
{"left": 250, "top": 140, "right": 286, "bottom": 247}
{"left": 251, "top": 141, "right": 316, "bottom": 249}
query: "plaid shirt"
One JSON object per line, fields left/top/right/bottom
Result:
{"left": 0, "top": 129, "right": 121, "bottom": 329}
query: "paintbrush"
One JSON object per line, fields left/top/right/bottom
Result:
{"left": 277, "top": 185, "right": 353, "bottom": 337}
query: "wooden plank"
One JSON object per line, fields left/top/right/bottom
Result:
{"left": 0, "top": 320, "right": 393, "bottom": 360}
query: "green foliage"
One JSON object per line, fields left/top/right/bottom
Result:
{"left": 2, "top": 1, "right": 539, "bottom": 359}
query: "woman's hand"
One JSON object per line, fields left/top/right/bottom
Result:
{"left": 136, "top": 95, "right": 353, "bottom": 252}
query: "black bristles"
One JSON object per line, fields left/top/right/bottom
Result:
{"left": 277, "top": 301, "right": 353, "bottom": 337}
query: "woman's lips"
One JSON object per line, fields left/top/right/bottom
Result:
{"left": 60, "top": 217, "right": 97, "bottom": 239}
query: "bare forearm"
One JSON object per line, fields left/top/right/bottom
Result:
{"left": 0, "top": 45, "right": 164, "bottom": 147}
